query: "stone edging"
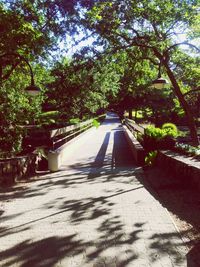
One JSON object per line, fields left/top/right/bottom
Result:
{"left": 123, "top": 125, "right": 146, "bottom": 166}
{"left": 0, "top": 154, "right": 37, "bottom": 184}
{"left": 156, "top": 150, "right": 200, "bottom": 190}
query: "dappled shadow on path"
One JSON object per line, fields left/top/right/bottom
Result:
{"left": 0, "top": 234, "right": 89, "bottom": 267}
{"left": 0, "top": 115, "right": 189, "bottom": 266}
{"left": 142, "top": 167, "right": 200, "bottom": 266}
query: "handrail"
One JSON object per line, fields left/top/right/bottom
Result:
{"left": 49, "top": 114, "right": 106, "bottom": 150}
{"left": 49, "top": 119, "right": 93, "bottom": 138}
{"left": 124, "top": 118, "right": 145, "bottom": 135}
{"left": 22, "top": 114, "right": 106, "bottom": 150}
{"left": 50, "top": 119, "right": 94, "bottom": 150}
{"left": 48, "top": 114, "right": 106, "bottom": 171}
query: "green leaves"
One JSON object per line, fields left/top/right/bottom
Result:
{"left": 175, "top": 143, "right": 200, "bottom": 157}
{"left": 145, "top": 150, "right": 158, "bottom": 166}
{"left": 161, "top": 123, "right": 179, "bottom": 138}
{"left": 92, "top": 119, "right": 100, "bottom": 128}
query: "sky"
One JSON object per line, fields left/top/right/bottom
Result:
{"left": 56, "top": 31, "right": 199, "bottom": 62}
{"left": 60, "top": 32, "right": 95, "bottom": 57}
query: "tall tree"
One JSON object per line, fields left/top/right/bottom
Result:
{"left": 46, "top": 54, "right": 123, "bottom": 119}
{"left": 0, "top": 0, "right": 73, "bottom": 153}
{"left": 79, "top": 0, "right": 200, "bottom": 145}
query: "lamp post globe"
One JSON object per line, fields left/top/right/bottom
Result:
{"left": 152, "top": 77, "right": 169, "bottom": 89}
{"left": 151, "top": 60, "right": 169, "bottom": 89}
{"left": 25, "top": 84, "right": 41, "bottom": 96}
{"left": 0, "top": 52, "right": 41, "bottom": 96}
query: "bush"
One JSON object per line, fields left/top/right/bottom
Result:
{"left": 161, "top": 123, "right": 178, "bottom": 137}
{"left": 0, "top": 126, "right": 24, "bottom": 155}
{"left": 175, "top": 143, "right": 200, "bottom": 158}
{"left": 145, "top": 151, "right": 158, "bottom": 166}
{"left": 142, "top": 123, "right": 180, "bottom": 151}
{"left": 93, "top": 119, "right": 100, "bottom": 128}
{"left": 145, "top": 126, "right": 166, "bottom": 139}
{"left": 38, "top": 111, "right": 60, "bottom": 126}
{"left": 69, "top": 118, "right": 81, "bottom": 125}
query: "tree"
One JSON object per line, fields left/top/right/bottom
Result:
{"left": 0, "top": 0, "right": 66, "bottom": 153}
{"left": 1, "top": 0, "right": 199, "bottom": 150}
{"left": 79, "top": 0, "right": 200, "bottom": 145}
{"left": 171, "top": 50, "right": 200, "bottom": 118}
{"left": 112, "top": 49, "right": 157, "bottom": 117}
{"left": 46, "top": 54, "right": 123, "bottom": 119}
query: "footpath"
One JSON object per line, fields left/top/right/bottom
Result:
{"left": 0, "top": 113, "right": 191, "bottom": 266}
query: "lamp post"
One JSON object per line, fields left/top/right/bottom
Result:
{"left": 0, "top": 52, "right": 41, "bottom": 95}
{"left": 152, "top": 62, "right": 169, "bottom": 89}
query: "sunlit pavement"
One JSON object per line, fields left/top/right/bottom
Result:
{"left": 0, "top": 113, "right": 190, "bottom": 266}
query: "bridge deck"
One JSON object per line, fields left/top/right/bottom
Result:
{"left": 0, "top": 113, "right": 192, "bottom": 267}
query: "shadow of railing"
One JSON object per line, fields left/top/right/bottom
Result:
{"left": 0, "top": 112, "right": 194, "bottom": 266}
{"left": 112, "top": 129, "right": 136, "bottom": 168}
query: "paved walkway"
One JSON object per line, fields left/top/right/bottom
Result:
{"left": 0, "top": 113, "right": 190, "bottom": 266}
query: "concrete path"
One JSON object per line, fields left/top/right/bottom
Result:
{"left": 0, "top": 113, "right": 189, "bottom": 266}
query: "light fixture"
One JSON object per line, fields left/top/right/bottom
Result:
{"left": 151, "top": 61, "right": 169, "bottom": 89}
{"left": 0, "top": 52, "right": 41, "bottom": 96}
{"left": 152, "top": 76, "right": 169, "bottom": 89}
{"left": 25, "top": 77, "right": 41, "bottom": 96}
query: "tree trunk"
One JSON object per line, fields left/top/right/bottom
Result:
{"left": 164, "top": 61, "right": 199, "bottom": 146}
{"left": 135, "top": 109, "right": 138, "bottom": 121}
{"left": 128, "top": 109, "right": 132, "bottom": 119}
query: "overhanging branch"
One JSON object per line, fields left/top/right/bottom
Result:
{"left": 0, "top": 52, "right": 34, "bottom": 84}
{"left": 183, "top": 88, "right": 200, "bottom": 97}
{"left": 166, "top": 42, "right": 200, "bottom": 53}
{"left": 1, "top": 60, "right": 21, "bottom": 81}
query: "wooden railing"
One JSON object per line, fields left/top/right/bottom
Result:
{"left": 48, "top": 114, "right": 106, "bottom": 171}
{"left": 23, "top": 114, "right": 106, "bottom": 150}
{"left": 49, "top": 114, "right": 106, "bottom": 150}
{"left": 49, "top": 119, "right": 94, "bottom": 150}
{"left": 124, "top": 118, "right": 145, "bottom": 136}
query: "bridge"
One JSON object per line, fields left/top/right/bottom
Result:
{"left": 0, "top": 113, "right": 198, "bottom": 266}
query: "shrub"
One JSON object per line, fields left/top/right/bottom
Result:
{"left": 38, "top": 111, "right": 60, "bottom": 126}
{"left": 161, "top": 123, "right": 178, "bottom": 137}
{"left": 145, "top": 126, "right": 166, "bottom": 140}
{"left": 93, "top": 119, "right": 100, "bottom": 128}
{"left": 0, "top": 126, "right": 24, "bottom": 155}
{"left": 142, "top": 123, "right": 180, "bottom": 151}
{"left": 69, "top": 118, "right": 80, "bottom": 125}
{"left": 145, "top": 151, "right": 158, "bottom": 166}
{"left": 175, "top": 143, "right": 200, "bottom": 158}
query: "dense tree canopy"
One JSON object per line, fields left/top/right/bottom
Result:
{"left": 46, "top": 53, "right": 123, "bottom": 119}
{"left": 78, "top": 0, "right": 200, "bottom": 144}
{"left": 0, "top": 0, "right": 199, "bottom": 153}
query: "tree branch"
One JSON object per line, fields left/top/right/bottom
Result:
{"left": 1, "top": 59, "right": 22, "bottom": 81}
{"left": 183, "top": 88, "right": 200, "bottom": 97}
{"left": 67, "top": 31, "right": 95, "bottom": 52}
{"left": 0, "top": 52, "right": 34, "bottom": 83}
{"left": 113, "top": 31, "right": 155, "bottom": 51}
{"left": 166, "top": 42, "right": 200, "bottom": 53}
{"left": 151, "top": 22, "right": 162, "bottom": 39}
